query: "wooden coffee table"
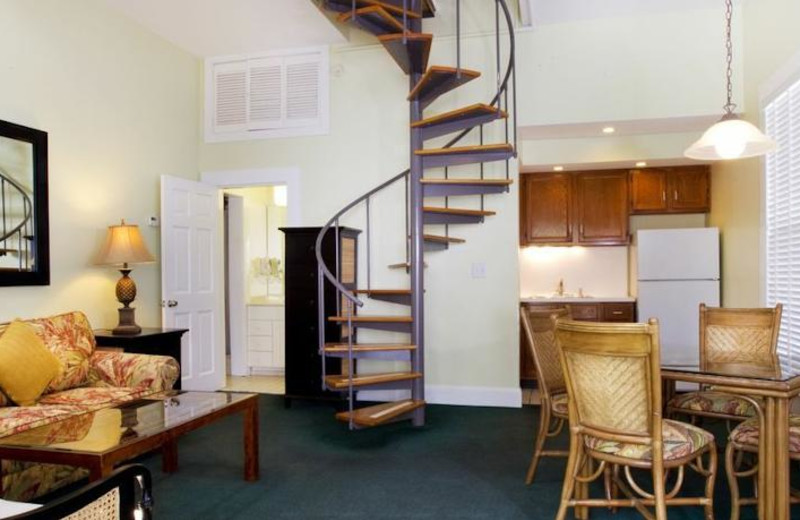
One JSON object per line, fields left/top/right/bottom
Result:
{"left": 0, "top": 391, "right": 259, "bottom": 483}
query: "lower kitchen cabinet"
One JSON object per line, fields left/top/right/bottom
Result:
{"left": 520, "top": 300, "right": 636, "bottom": 384}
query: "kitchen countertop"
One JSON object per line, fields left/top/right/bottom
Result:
{"left": 521, "top": 296, "right": 636, "bottom": 303}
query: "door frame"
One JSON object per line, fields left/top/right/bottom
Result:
{"left": 201, "top": 168, "right": 302, "bottom": 377}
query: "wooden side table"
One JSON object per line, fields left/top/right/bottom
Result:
{"left": 93, "top": 328, "right": 188, "bottom": 389}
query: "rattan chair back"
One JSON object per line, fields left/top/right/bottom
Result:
{"left": 700, "top": 303, "right": 782, "bottom": 370}
{"left": 521, "top": 307, "right": 570, "bottom": 399}
{"left": 555, "top": 318, "right": 661, "bottom": 441}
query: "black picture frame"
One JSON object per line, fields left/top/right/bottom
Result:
{"left": 0, "top": 119, "right": 49, "bottom": 286}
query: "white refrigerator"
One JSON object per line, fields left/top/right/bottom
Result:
{"left": 636, "top": 228, "right": 720, "bottom": 366}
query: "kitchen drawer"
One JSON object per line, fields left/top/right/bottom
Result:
{"left": 569, "top": 303, "right": 601, "bottom": 321}
{"left": 248, "top": 335, "right": 274, "bottom": 352}
{"left": 249, "top": 350, "right": 274, "bottom": 368}
{"left": 248, "top": 320, "right": 273, "bottom": 336}
{"left": 602, "top": 303, "right": 635, "bottom": 322}
{"left": 248, "top": 305, "right": 283, "bottom": 320}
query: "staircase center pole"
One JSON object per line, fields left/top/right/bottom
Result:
{"left": 408, "top": 8, "right": 425, "bottom": 427}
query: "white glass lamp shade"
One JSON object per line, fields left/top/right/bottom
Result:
{"left": 685, "top": 116, "right": 777, "bottom": 160}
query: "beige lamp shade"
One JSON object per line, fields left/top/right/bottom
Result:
{"left": 96, "top": 220, "right": 155, "bottom": 266}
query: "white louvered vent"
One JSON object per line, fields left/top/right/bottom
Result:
{"left": 206, "top": 47, "right": 329, "bottom": 142}
{"left": 765, "top": 73, "right": 800, "bottom": 373}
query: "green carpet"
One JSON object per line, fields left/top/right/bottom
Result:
{"left": 141, "top": 395, "right": 774, "bottom": 519}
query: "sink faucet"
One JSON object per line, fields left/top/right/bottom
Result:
{"left": 556, "top": 278, "right": 564, "bottom": 297}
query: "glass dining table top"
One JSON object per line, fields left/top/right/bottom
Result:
{"left": 662, "top": 361, "right": 800, "bottom": 382}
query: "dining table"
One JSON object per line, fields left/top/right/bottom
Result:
{"left": 661, "top": 362, "right": 800, "bottom": 520}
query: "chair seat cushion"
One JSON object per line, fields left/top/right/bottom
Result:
{"left": 551, "top": 393, "right": 568, "bottom": 418}
{"left": 730, "top": 415, "right": 800, "bottom": 453}
{"left": 585, "top": 419, "right": 714, "bottom": 462}
{"left": 37, "top": 387, "right": 146, "bottom": 408}
{"left": 668, "top": 391, "right": 759, "bottom": 418}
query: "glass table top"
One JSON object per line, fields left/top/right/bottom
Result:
{"left": 0, "top": 390, "right": 255, "bottom": 454}
{"left": 662, "top": 361, "right": 800, "bottom": 382}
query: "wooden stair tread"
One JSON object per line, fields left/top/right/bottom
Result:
{"left": 337, "top": 6, "right": 408, "bottom": 34}
{"left": 324, "top": 343, "right": 417, "bottom": 353}
{"left": 415, "top": 143, "right": 513, "bottom": 156}
{"left": 325, "top": 372, "right": 422, "bottom": 389}
{"left": 424, "top": 234, "right": 465, "bottom": 244}
{"left": 378, "top": 33, "right": 432, "bottom": 74}
{"left": 411, "top": 103, "right": 507, "bottom": 128}
{"left": 408, "top": 66, "right": 481, "bottom": 105}
{"left": 336, "top": 399, "right": 425, "bottom": 427}
{"left": 328, "top": 315, "right": 413, "bottom": 323}
{"left": 423, "top": 207, "right": 496, "bottom": 217}
{"left": 327, "top": 0, "right": 422, "bottom": 18}
{"left": 354, "top": 289, "right": 412, "bottom": 295}
{"left": 420, "top": 178, "right": 513, "bottom": 186}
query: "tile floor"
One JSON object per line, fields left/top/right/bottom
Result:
{"left": 223, "top": 375, "right": 285, "bottom": 395}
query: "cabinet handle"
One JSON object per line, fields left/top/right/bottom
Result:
{"left": 611, "top": 311, "right": 623, "bottom": 315}
{"left": 662, "top": 191, "right": 666, "bottom": 203}
{"left": 674, "top": 190, "right": 678, "bottom": 201}
{"left": 579, "top": 224, "right": 584, "bottom": 235}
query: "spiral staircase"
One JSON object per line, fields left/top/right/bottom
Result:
{"left": 315, "top": 0, "right": 517, "bottom": 429}
{"left": 0, "top": 167, "right": 33, "bottom": 271}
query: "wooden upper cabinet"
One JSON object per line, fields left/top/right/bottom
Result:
{"left": 630, "top": 169, "right": 668, "bottom": 213}
{"left": 520, "top": 172, "right": 572, "bottom": 245}
{"left": 574, "top": 170, "right": 629, "bottom": 245}
{"left": 630, "top": 166, "right": 710, "bottom": 214}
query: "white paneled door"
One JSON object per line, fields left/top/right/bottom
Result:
{"left": 161, "top": 175, "right": 225, "bottom": 391}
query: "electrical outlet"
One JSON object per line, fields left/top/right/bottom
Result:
{"left": 471, "top": 262, "right": 487, "bottom": 279}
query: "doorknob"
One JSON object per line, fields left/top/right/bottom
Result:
{"left": 161, "top": 300, "right": 178, "bottom": 308}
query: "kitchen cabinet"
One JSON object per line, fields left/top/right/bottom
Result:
{"left": 519, "top": 172, "right": 573, "bottom": 245}
{"left": 630, "top": 166, "right": 710, "bottom": 214}
{"left": 520, "top": 300, "right": 636, "bottom": 383}
{"left": 519, "top": 170, "right": 629, "bottom": 246}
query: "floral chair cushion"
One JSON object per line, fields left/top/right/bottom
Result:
{"left": 730, "top": 415, "right": 800, "bottom": 453}
{"left": 585, "top": 419, "right": 714, "bottom": 461}
{"left": 551, "top": 393, "right": 569, "bottom": 418}
{"left": 0, "top": 405, "right": 84, "bottom": 438}
{"left": 668, "top": 390, "right": 758, "bottom": 418}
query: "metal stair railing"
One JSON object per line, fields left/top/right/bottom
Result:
{"left": 0, "top": 167, "right": 33, "bottom": 270}
{"left": 314, "top": 0, "right": 517, "bottom": 427}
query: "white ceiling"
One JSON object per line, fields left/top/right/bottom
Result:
{"left": 104, "top": 0, "right": 346, "bottom": 58}
{"left": 525, "top": 0, "right": 738, "bottom": 26}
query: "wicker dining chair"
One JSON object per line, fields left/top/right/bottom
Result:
{"left": 667, "top": 303, "right": 782, "bottom": 424}
{"left": 520, "top": 306, "right": 571, "bottom": 485}
{"left": 554, "top": 318, "right": 717, "bottom": 520}
{"left": 725, "top": 405, "right": 800, "bottom": 520}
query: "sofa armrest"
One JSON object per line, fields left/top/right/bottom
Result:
{"left": 88, "top": 351, "right": 180, "bottom": 392}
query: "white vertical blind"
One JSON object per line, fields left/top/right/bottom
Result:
{"left": 765, "top": 74, "right": 800, "bottom": 372}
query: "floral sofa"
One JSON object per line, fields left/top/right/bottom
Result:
{"left": 0, "top": 311, "right": 179, "bottom": 501}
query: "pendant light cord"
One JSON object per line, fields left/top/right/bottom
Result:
{"left": 723, "top": 0, "right": 736, "bottom": 115}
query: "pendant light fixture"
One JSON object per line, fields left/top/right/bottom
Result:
{"left": 684, "top": 0, "right": 776, "bottom": 160}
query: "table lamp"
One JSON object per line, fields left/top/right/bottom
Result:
{"left": 96, "top": 220, "right": 155, "bottom": 335}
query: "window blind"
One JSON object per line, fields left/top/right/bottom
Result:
{"left": 765, "top": 74, "right": 800, "bottom": 372}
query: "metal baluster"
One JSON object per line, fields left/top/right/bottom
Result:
{"left": 403, "top": 0, "right": 408, "bottom": 43}
{"left": 346, "top": 299, "right": 355, "bottom": 430}
{"left": 366, "top": 196, "right": 371, "bottom": 292}
{"left": 456, "top": 0, "right": 462, "bottom": 78}
{"left": 318, "top": 263, "right": 326, "bottom": 390}
{"left": 496, "top": 1, "right": 501, "bottom": 95}
{"left": 335, "top": 219, "right": 340, "bottom": 316}
{"left": 1, "top": 179, "right": 6, "bottom": 242}
{"left": 405, "top": 174, "right": 410, "bottom": 265}
{"left": 480, "top": 125, "right": 485, "bottom": 211}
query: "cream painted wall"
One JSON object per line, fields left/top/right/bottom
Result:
{"left": 709, "top": 0, "right": 800, "bottom": 307}
{"left": 0, "top": 0, "right": 200, "bottom": 326}
{"left": 519, "top": 246, "right": 629, "bottom": 298}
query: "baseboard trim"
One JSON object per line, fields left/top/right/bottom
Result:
{"left": 426, "top": 384, "right": 522, "bottom": 408}
{"left": 358, "top": 386, "right": 522, "bottom": 408}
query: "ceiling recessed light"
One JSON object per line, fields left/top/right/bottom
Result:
{"left": 602, "top": 126, "right": 616, "bottom": 134}
{"left": 553, "top": 166, "right": 564, "bottom": 171}
{"left": 635, "top": 161, "right": 647, "bottom": 167}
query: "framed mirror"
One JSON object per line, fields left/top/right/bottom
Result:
{"left": 0, "top": 119, "right": 49, "bottom": 286}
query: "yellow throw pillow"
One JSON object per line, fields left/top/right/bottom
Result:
{"left": 0, "top": 320, "right": 62, "bottom": 406}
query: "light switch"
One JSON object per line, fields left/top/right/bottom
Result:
{"left": 148, "top": 216, "right": 160, "bottom": 227}
{"left": 471, "top": 262, "right": 487, "bottom": 279}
